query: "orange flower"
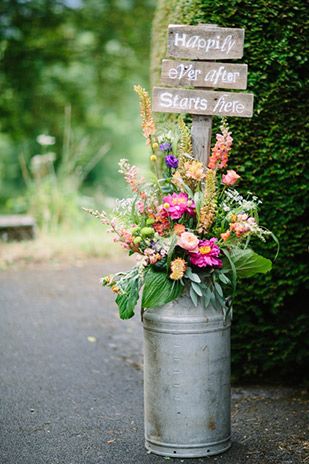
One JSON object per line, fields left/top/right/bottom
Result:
{"left": 134, "top": 85, "right": 156, "bottom": 144}
{"left": 221, "top": 230, "right": 231, "bottom": 241}
{"left": 170, "top": 258, "right": 187, "bottom": 280}
{"left": 111, "top": 285, "right": 121, "bottom": 294}
{"left": 184, "top": 160, "right": 206, "bottom": 181}
{"left": 174, "top": 224, "right": 186, "bottom": 235}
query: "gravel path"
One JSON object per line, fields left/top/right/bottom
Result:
{"left": 0, "top": 261, "right": 308, "bottom": 464}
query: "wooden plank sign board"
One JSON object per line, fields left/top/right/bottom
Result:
{"left": 167, "top": 25, "right": 244, "bottom": 60}
{"left": 161, "top": 59, "right": 247, "bottom": 90}
{"left": 153, "top": 87, "right": 254, "bottom": 118}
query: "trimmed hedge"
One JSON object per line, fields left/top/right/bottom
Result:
{"left": 151, "top": 0, "right": 309, "bottom": 383}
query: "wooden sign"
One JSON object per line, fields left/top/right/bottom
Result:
{"left": 161, "top": 59, "right": 247, "bottom": 90}
{"left": 153, "top": 87, "right": 254, "bottom": 118}
{"left": 153, "top": 23, "right": 253, "bottom": 165}
{"left": 167, "top": 25, "right": 244, "bottom": 60}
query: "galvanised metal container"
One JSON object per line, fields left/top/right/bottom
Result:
{"left": 143, "top": 293, "right": 231, "bottom": 458}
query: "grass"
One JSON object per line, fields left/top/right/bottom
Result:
{"left": 0, "top": 222, "right": 125, "bottom": 270}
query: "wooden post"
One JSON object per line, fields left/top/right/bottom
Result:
{"left": 191, "top": 24, "right": 217, "bottom": 166}
{"left": 191, "top": 115, "right": 212, "bottom": 165}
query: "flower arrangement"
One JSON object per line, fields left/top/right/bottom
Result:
{"left": 86, "top": 86, "right": 278, "bottom": 320}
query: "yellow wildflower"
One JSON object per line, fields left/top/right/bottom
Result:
{"left": 198, "top": 169, "right": 217, "bottom": 234}
{"left": 111, "top": 285, "right": 121, "bottom": 294}
{"left": 170, "top": 258, "right": 187, "bottom": 280}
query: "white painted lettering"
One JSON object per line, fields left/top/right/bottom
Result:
{"left": 168, "top": 67, "right": 178, "bottom": 79}
{"left": 200, "top": 98, "right": 208, "bottom": 110}
{"left": 221, "top": 35, "right": 235, "bottom": 54}
{"left": 235, "top": 102, "right": 245, "bottom": 113}
{"left": 206, "top": 39, "right": 216, "bottom": 52}
{"left": 187, "top": 35, "right": 199, "bottom": 48}
{"left": 213, "top": 95, "right": 228, "bottom": 113}
{"left": 214, "top": 66, "right": 224, "bottom": 85}
{"left": 205, "top": 70, "right": 216, "bottom": 82}
{"left": 160, "top": 92, "right": 173, "bottom": 108}
{"left": 174, "top": 33, "right": 187, "bottom": 47}
{"left": 197, "top": 38, "right": 206, "bottom": 50}
{"left": 180, "top": 97, "right": 188, "bottom": 109}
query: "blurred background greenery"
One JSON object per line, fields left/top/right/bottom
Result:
{"left": 0, "top": 0, "right": 155, "bottom": 234}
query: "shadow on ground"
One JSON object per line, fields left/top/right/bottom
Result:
{"left": 0, "top": 261, "right": 307, "bottom": 464}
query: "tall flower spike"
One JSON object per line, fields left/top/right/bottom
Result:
{"left": 198, "top": 169, "right": 217, "bottom": 234}
{"left": 208, "top": 119, "right": 233, "bottom": 170}
{"left": 118, "top": 159, "right": 144, "bottom": 194}
{"left": 177, "top": 116, "right": 193, "bottom": 176}
{"left": 134, "top": 85, "right": 156, "bottom": 144}
{"left": 178, "top": 116, "right": 192, "bottom": 156}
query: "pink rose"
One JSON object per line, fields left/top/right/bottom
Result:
{"left": 177, "top": 231, "right": 199, "bottom": 251}
{"left": 222, "top": 170, "right": 240, "bottom": 186}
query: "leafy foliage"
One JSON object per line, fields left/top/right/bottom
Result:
{"left": 116, "top": 278, "right": 140, "bottom": 320}
{"left": 0, "top": 0, "right": 156, "bottom": 210}
{"left": 151, "top": 0, "right": 309, "bottom": 383}
{"left": 142, "top": 268, "right": 183, "bottom": 308}
{"left": 227, "top": 248, "right": 272, "bottom": 279}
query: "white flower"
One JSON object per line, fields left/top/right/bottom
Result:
{"left": 36, "top": 134, "right": 56, "bottom": 146}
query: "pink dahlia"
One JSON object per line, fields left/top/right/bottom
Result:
{"left": 162, "top": 192, "right": 195, "bottom": 220}
{"left": 189, "top": 238, "right": 222, "bottom": 268}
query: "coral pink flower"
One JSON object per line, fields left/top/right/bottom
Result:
{"left": 208, "top": 122, "right": 233, "bottom": 170}
{"left": 174, "top": 224, "right": 186, "bottom": 236}
{"left": 136, "top": 200, "right": 145, "bottom": 213}
{"left": 163, "top": 193, "right": 195, "bottom": 220}
{"left": 177, "top": 231, "right": 199, "bottom": 251}
{"left": 153, "top": 219, "right": 170, "bottom": 236}
{"left": 221, "top": 230, "right": 231, "bottom": 241}
{"left": 189, "top": 238, "right": 222, "bottom": 268}
{"left": 222, "top": 170, "right": 240, "bottom": 186}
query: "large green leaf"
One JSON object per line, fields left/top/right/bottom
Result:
{"left": 116, "top": 278, "right": 139, "bottom": 320}
{"left": 229, "top": 248, "right": 272, "bottom": 279}
{"left": 142, "top": 268, "right": 183, "bottom": 308}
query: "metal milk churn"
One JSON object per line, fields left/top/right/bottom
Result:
{"left": 143, "top": 293, "right": 231, "bottom": 458}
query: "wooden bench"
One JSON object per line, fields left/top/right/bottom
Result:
{"left": 0, "top": 215, "right": 36, "bottom": 241}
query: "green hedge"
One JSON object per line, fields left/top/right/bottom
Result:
{"left": 151, "top": 0, "right": 308, "bottom": 383}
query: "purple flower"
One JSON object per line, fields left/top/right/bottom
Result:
{"left": 160, "top": 142, "right": 172, "bottom": 152}
{"left": 165, "top": 155, "right": 179, "bottom": 169}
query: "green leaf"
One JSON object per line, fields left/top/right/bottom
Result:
{"left": 190, "top": 285, "right": 198, "bottom": 306}
{"left": 185, "top": 267, "right": 201, "bottom": 283}
{"left": 116, "top": 278, "right": 139, "bottom": 320}
{"left": 214, "top": 281, "right": 223, "bottom": 297}
{"left": 142, "top": 269, "right": 183, "bottom": 308}
{"left": 167, "top": 234, "right": 177, "bottom": 268}
{"left": 203, "top": 288, "right": 211, "bottom": 309}
{"left": 210, "top": 291, "right": 221, "bottom": 311}
{"left": 222, "top": 248, "right": 237, "bottom": 294}
{"left": 218, "top": 272, "right": 231, "bottom": 285}
{"left": 191, "top": 281, "right": 203, "bottom": 296}
{"left": 230, "top": 248, "right": 272, "bottom": 278}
